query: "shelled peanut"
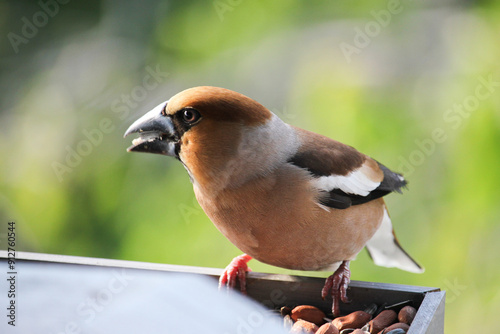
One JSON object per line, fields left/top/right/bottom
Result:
{"left": 290, "top": 305, "right": 326, "bottom": 326}
{"left": 290, "top": 319, "right": 319, "bottom": 334}
{"left": 332, "top": 310, "right": 372, "bottom": 331}
{"left": 398, "top": 306, "right": 416, "bottom": 325}
{"left": 366, "top": 310, "right": 397, "bottom": 333}
{"left": 282, "top": 304, "right": 417, "bottom": 334}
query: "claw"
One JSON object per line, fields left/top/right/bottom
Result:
{"left": 219, "top": 254, "right": 252, "bottom": 294}
{"left": 321, "top": 261, "right": 351, "bottom": 317}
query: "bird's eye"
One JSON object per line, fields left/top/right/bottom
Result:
{"left": 182, "top": 108, "right": 201, "bottom": 124}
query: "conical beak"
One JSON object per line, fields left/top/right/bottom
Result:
{"left": 124, "top": 101, "right": 178, "bottom": 156}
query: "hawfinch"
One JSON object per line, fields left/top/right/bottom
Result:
{"left": 124, "top": 86, "right": 423, "bottom": 316}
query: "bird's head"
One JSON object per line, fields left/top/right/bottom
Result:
{"left": 124, "top": 86, "right": 297, "bottom": 190}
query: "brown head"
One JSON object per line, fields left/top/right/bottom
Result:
{"left": 124, "top": 86, "right": 285, "bottom": 190}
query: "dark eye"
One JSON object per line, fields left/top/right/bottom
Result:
{"left": 182, "top": 108, "right": 201, "bottom": 124}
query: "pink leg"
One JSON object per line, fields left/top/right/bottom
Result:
{"left": 321, "top": 260, "right": 351, "bottom": 317}
{"left": 219, "top": 254, "right": 252, "bottom": 294}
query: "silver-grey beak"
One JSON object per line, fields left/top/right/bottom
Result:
{"left": 124, "top": 101, "right": 178, "bottom": 156}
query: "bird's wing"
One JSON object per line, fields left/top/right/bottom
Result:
{"left": 289, "top": 127, "right": 407, "bottom": 209}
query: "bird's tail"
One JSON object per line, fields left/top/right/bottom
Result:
{"left": 365, "top": 207, "right": 424, "bottom": 273}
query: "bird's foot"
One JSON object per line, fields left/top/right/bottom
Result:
{"left": 218, "top": 254, "right": 252, "bottom": 294}
{"left": 321, "top": 260, "right": 351, "bottom": 317}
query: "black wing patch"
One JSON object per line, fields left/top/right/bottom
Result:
{"left": 376, "top": 162, "right": 407, "bottom": 193}
{"left": 317, "top": 161, "right": 407, "bottom": 210}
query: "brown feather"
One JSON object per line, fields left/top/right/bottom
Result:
{"left": 166, "top": 86, "right": 272, "bottom": 126}
{"left": 289, "top": 127, "right": 366, "bottom": 176}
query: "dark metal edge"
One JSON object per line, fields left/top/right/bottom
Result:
{"left": 2, "top": 251, "right": 439, "bottom": 293}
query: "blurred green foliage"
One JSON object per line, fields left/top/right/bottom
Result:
{"left": 1, "top": 0, "right": 499, "bottom": 332}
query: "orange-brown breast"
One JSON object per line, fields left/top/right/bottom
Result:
{"left": 194, "top": 163, "right": 385, "bottom": 271}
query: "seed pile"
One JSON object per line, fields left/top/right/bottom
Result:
{"left": 282, "top": 304, "right": 416, "bottom": 334}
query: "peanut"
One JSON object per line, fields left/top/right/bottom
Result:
{"left": 367, "top": 310, "right": 397, "bottom": 334}
{"left": 381, "top": 322, "right": 410, "bottom": 333}
{"left": 332, "top": 311, "right": 371, "bottom": 331}
{"left": 291, "top": 305, "right": 326, "bottom": 326}
{"left": 291, "top": 319, "right": 319, "bottom": 334}
{"left": 316, "top": 322, "right": 339, "bottom": 334}
{"left": 398, "top": 306, "right": 416, "bottom": 325}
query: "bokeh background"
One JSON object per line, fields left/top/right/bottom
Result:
{"left": 1, "top": 0, "right": 499, "bottom": 332}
